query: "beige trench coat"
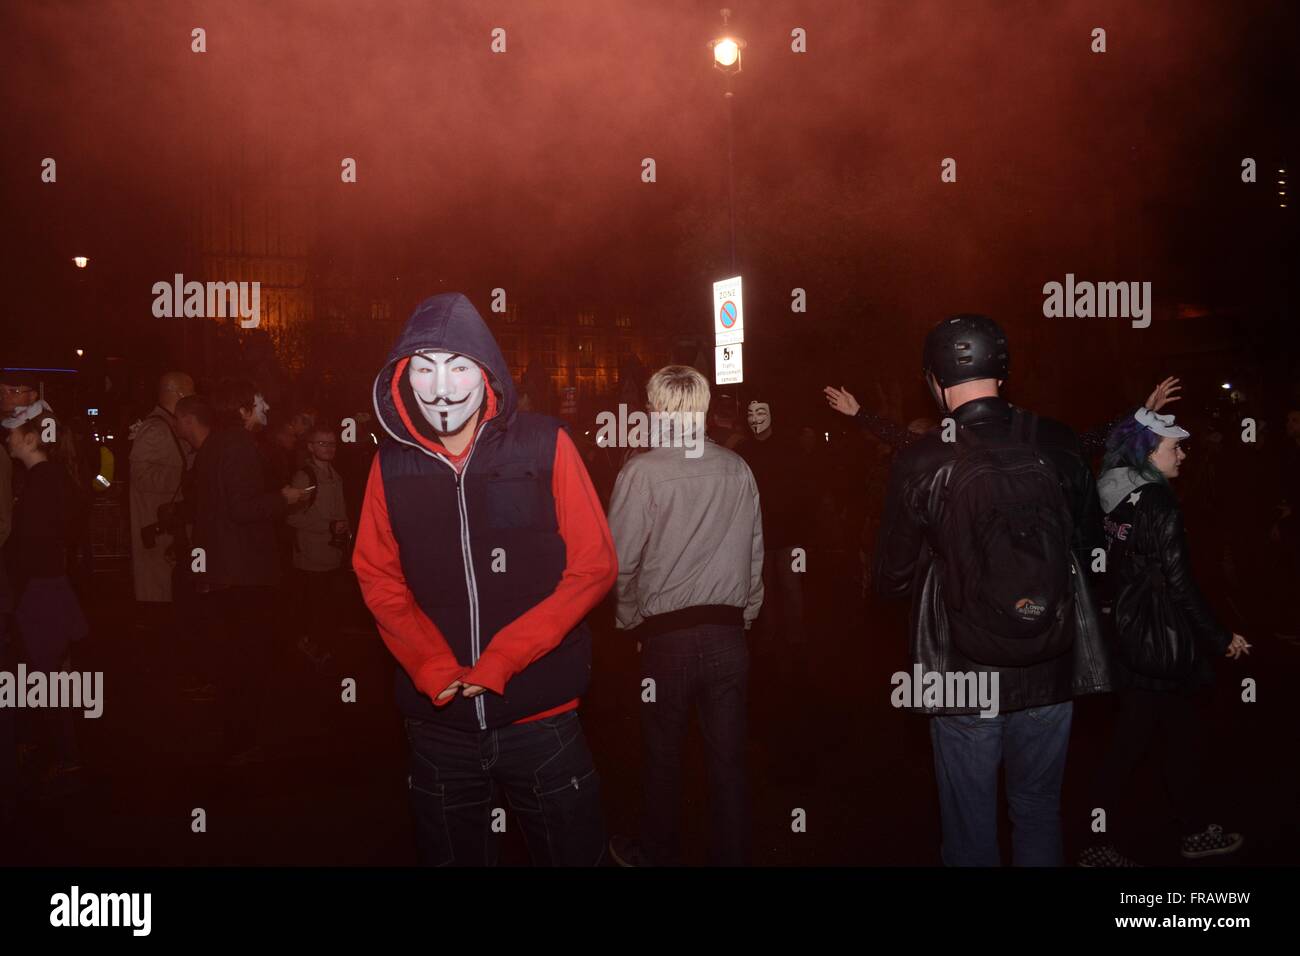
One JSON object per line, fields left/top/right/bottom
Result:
{"left": 129, "top": 407, "right": 188, "bottom": 602}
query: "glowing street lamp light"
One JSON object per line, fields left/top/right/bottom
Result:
{"left": 75, "top": 348, "right": 85, "bottom": 357}
{"left": 73, "top": 256, "right": 88, "bottom": 268}
{"left": 713, "top": 37, "right": 741, "bottom": 70}
{"left": 709, "top": 9, "right": 745, "bottom": 75}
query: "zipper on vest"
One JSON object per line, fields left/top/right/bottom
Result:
{"left": 438, "top": 442, "right": 487, "bottom": 731}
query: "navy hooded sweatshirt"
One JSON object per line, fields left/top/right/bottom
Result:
{"left": 353, "top": 293, "right": 617, "bottom": 731}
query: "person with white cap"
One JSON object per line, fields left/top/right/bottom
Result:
{"left": 1080, "top": 404, "right": 1250, "bottom": 866}
{"left": 3, "top": 398, "right": 88, "bottom": 789}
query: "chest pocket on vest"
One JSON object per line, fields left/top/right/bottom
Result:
{"left": 481, "top": 465, "right": 553, "bottom": 531}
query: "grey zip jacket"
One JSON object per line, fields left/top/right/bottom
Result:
{"left": 608, "top": 439, "right": 764, "bottom": 632}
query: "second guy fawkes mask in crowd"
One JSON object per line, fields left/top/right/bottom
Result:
{"left": 408, "top": 351, "right": 486, "bottom": 435}
{"left": 747, "top": 400, "right": 772, "bottom": 438}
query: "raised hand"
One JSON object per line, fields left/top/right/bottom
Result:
{"left": 1144, "top": 376, "right": 1182, "bottom": 412}
{"left": 824, "top": 385, "right": 860, "bottom": 417}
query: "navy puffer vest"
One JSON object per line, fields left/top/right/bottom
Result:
{"left": 379, "top": 412, "right": 592, "bottom": 730}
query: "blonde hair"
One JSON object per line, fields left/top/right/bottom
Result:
{"left": 646, "top": 365, "right": 710, "bottom": 416}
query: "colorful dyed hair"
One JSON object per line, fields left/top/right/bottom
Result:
{"left": 9, "top": 409, "right": 80, "bottom": 487}
{"left": 1102, "top": 410, "right": 1166, "bottom": 484}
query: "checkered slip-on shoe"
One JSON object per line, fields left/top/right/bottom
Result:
{"left": 1180, "top": 824, "right": 1244, "bottom": 860}
{"left": 1078, "top": 844, "right": 1142, "bottom": 867}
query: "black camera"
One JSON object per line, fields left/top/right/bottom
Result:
{"left": 141, "top": 501, "right": 184, "bottom": 549}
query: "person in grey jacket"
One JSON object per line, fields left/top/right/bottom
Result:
{"left": 605, "top": 364, "right": 763, "bottom": 867}
{"left": 288, "top": 425, "right": 350, "bottom": 666}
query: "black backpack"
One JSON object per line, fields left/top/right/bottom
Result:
{"left": 931, "top": 409, "right": 1076, "bottom": 666}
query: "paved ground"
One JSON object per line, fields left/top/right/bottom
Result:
{"left": 3, "top": 557, "right": 1296, "bottom": 867}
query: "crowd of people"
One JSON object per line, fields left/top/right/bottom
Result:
{"left": 1, "top": 296, "right": 1297, "bottom": 866}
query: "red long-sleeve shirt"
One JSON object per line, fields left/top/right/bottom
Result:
{"left": 353, "top": 427, "right": 616, "bottom": 721}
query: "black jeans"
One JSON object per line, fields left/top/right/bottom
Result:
{"left": 204, "top": 586, "right": 275, "bottom": 754}
{"left": 294, "top": 567, "right": 345, "bottom": 655}
{"left": 639, "top": 623, "right": 750, "bottom": 866}
{"left": 0, "top": 615, "right": 15, "bottom": 836}
{"left": 1093, "top": 688, "right": 1211, "bottom": 842}
{"left": 404, "top": 710, "right": 606, "bottom": 866}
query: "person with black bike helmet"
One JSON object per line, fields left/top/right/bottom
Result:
{"left": 874, "top": 313, "right": 1112, "bottom": 866}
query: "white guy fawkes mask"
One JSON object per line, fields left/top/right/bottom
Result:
{"left": 408, "top": 351, "right": 486, "bottom": 435}
{"left": 747, "top": 401, "right": 771, "bottom": 436}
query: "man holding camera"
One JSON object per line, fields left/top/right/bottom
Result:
{"left": 129, "top": 372, "right": 194, "bottom": 610}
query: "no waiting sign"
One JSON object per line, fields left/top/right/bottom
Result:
{"left": 713, "top": 275, "right": 743, "bottom": 346}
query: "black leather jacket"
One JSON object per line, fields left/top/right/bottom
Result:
{"left": 874, "top": 397, "right": 1112, "bottom": 715}
{"left": 1100, "top": 477, "right": 1230, "bottom": 691}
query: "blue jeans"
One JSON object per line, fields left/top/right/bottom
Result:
{"left": 404, "top": 710, "right": 605, "bottom": 866}
{"left": 639, "top": 624, "right": 749, "bottom": 865}
{"left": 929, "top": 701, "right": 1073, "bottom": 866}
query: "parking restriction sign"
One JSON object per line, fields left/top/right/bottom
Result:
{"left": 713, "top": 276, "right": 743, "bottom": 346}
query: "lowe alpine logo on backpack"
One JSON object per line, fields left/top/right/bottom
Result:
{"left": 932, "top": 409, "right": 1075, "bottom": 666}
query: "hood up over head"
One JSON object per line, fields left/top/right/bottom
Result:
{"left": 373, "top": 293, "right": 516, "bottom": 457}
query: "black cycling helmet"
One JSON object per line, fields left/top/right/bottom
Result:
{"left": 921, "top": 313, "right": 1010, "bottom": 388}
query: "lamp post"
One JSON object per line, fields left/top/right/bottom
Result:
{"left": 709, "top": 9, "right": 745, "bottom": 274}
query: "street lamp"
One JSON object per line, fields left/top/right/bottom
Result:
{"left": 708, "top": 9, "right": 746, "bottom": 273}
{"left": 75, "top": 348, "right": 85, "bottom": 358}
{"left": 709, "top": 9, "right": 745, "bottom": 75}
{"left": 73, "top": 256, "right": 88, "bottom": 269}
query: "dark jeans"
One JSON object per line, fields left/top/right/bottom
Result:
{"left": 756, "top": 549, "right": 806, "bottom": 649}
{"left": 639, "top": 623, "right": 750, "bottom": 866}
{"left": 293, "top": 567, "right": 346, "bottom": 655}
{"left": 204, "top": 585, "right": 275, "bottom": 754}
{"left": 404, "top": 710, "right": 605, "bottom": 866}
{"left": 930, "top": 701, "right": 1073, "bottom": 866}
{"left": 0, "top": 616, "right": 16, "bottom": 835}
{"left": 1092, "top": 688, "right": 1210, "bottom": 842}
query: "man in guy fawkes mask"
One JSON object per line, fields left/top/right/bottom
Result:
{"left": 739, "top": 399, "right": 807, "bottom": 654}
{"left": 354, "top": 292, "right": 617, "bottom": 866}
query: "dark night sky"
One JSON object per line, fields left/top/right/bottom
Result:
{"left": 1, "top": 0, "right": 1295, "bottom": 419}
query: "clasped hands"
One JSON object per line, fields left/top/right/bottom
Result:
{"left": 436, "top": 679, "right": 486, "bottom": 702}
